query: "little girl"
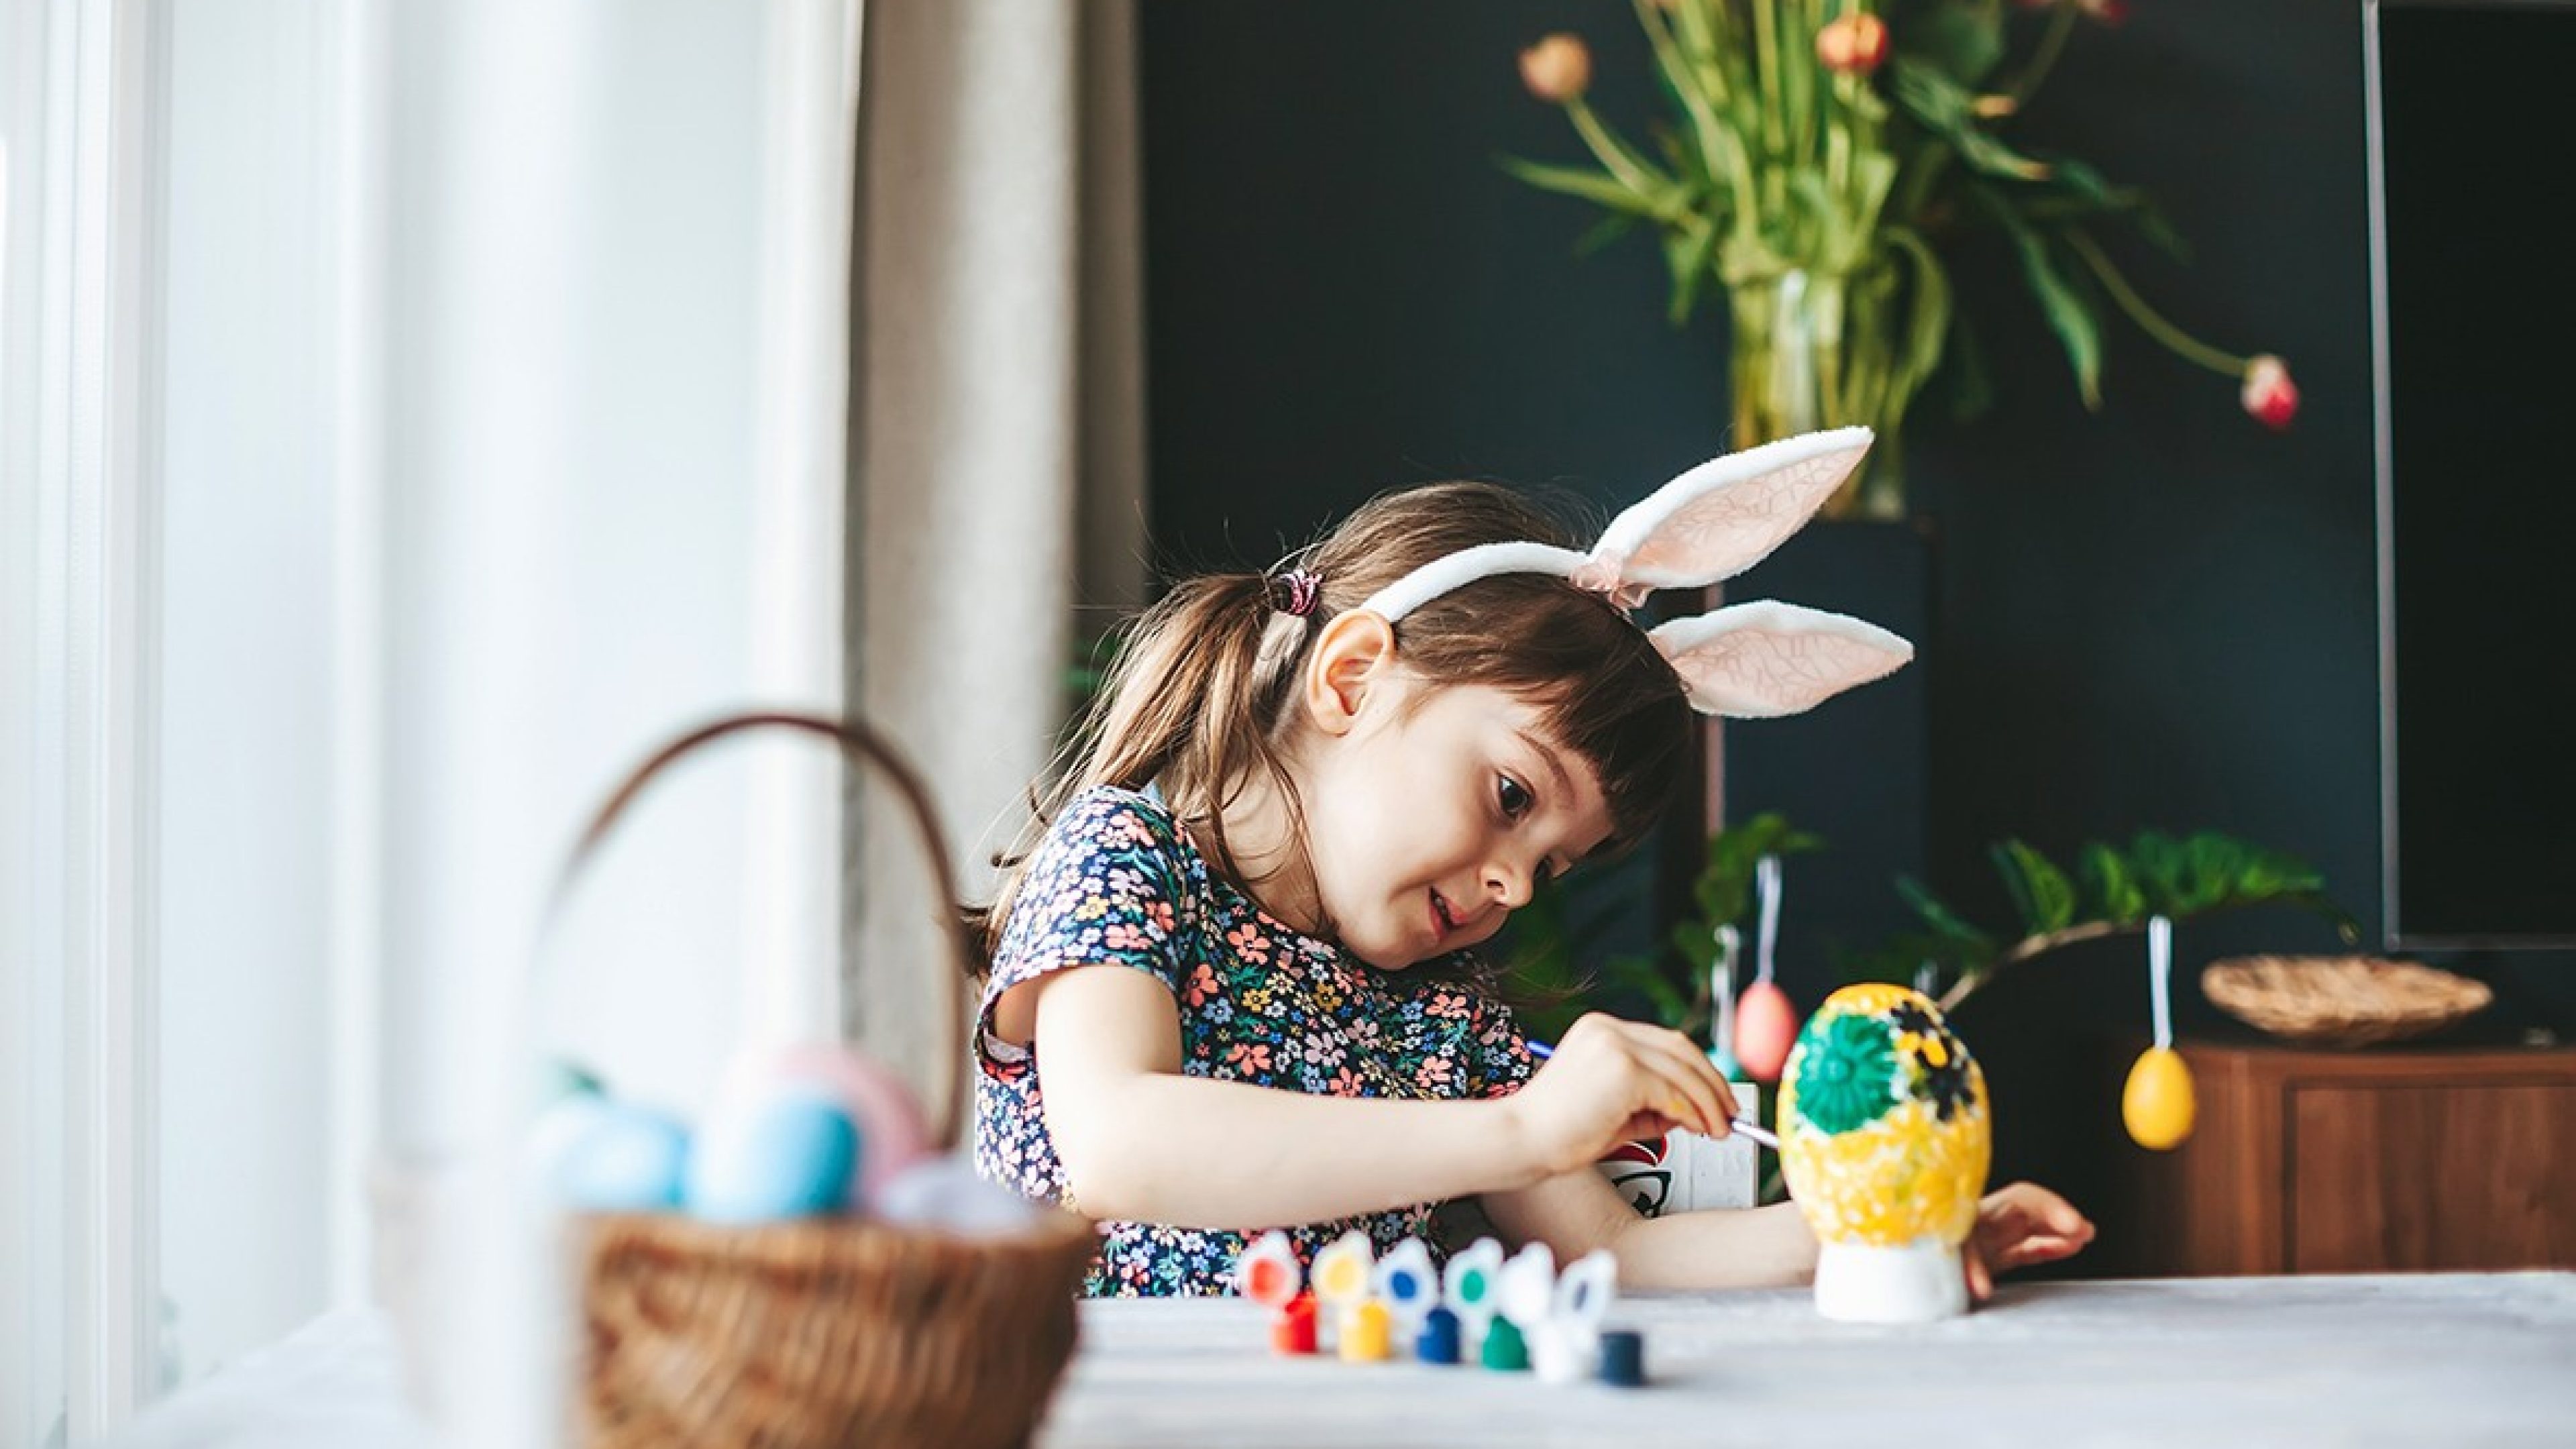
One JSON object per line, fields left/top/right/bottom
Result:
{"left": 970, "top": 429, "right": 2093, "bottom": 1297}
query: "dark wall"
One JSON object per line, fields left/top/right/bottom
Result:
{"left": 1136, "top": 0, "right": 2576, "bottom": 1266}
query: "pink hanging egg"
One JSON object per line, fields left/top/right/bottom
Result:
{"left": 723, "top": 1044, "right": 932, "bottom": 1207}
{"left": 1733, "top": 981, "right": 1800, "bottom": 1083}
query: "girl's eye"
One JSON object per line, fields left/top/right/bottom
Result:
{"left": 1497, "top": 775, "right": 1534, "bottom": 819}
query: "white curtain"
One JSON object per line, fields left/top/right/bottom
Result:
{"left": 846, "top": 0, "right": 1150, "bottom": 1106}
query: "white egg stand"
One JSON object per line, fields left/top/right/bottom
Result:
{"left": 1811, "top": 1238, "right": 1969, "bottom": 1325}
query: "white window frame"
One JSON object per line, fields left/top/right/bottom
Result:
{"left": 4, "top": 0, "right": 171, "bottom": 1438}
{"left": 3, "top": 1, "right": 858, "bottom": 1436}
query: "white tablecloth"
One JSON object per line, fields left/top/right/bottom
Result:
{"left": 1046, "top": 1273, "right": 2576, "bottom": 1447}
{"left": 116, "top": 1273, "right": 2576, "bottom": 1448}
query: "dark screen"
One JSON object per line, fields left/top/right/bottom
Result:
{"left": 2380, "top": 1, "right": 2576, "bottom": 943}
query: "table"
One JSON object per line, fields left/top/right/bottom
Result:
{"left": 1041, "top": 1274, "right": 2576, "bottom": 1448}
{"left": 114, "top": 1274, "right": 2576, "bottom": 1448}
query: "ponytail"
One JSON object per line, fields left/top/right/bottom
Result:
{"left": 966, "top": 572, "right": 1317, "bottom": 975}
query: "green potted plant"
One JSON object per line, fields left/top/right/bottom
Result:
{"left": 1509, "top": 820, "right": 2355, "bottom": 1033}
{"left": 1843, "top": 829, "right": 2359, "bottom": 1011}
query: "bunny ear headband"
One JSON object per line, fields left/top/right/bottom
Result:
{"left": 1352, "top": 425, "right": 1912, "bottom": 718}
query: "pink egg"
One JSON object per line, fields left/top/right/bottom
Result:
{"left": 722, "top": 1044, "right": 932, "bottom": 1207}
{"left": 1733, "top": 981, "right": 1800, "bottom": 1083}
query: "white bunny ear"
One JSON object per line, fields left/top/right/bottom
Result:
{"left": 1595, "top": 427, "right": 1874, "bottom": 591}
{"left": 1648, "top": 600, "right": 1913, "bottom": 718}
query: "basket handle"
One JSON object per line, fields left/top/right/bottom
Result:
{"left": 551, "top": 710, "right": 974, "bottom": 1150}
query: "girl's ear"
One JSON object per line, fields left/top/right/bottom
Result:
{"left": 1648, "top": 600, "right": 1913, "bottom": 718}
{"left": 1303, "top": 610, "right": 1397, "bottom": 737}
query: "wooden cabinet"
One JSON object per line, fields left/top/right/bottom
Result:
{"left": 2117, "top": 1039, "right": 2576, "bottom": 1275}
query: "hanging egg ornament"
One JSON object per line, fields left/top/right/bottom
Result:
{"left": 2123, "top": 1046, "right": 2197, "bottom": 1150}
{"left": 1779, "top": 984, "right": 1990, "bottom": 1324}
{"left": 1706, "top": 924, "right": 1745, "bottom": 1077}
{"left": 1733, "top": 855, "right": 1799, "bottom": 1082}
{"left": 2123, "top": 916, "right": 2197, "bottom": 1150}
{"left": 1733, "top": 981, "right": 1799, "bottom": 1083}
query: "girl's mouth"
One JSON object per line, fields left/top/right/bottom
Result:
{"left": 1430, "top": 890, "right": 1458, "bottom": 941}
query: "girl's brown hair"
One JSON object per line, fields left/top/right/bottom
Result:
{"left": 967, "top": 480, "right": 1693, "bottom": 979}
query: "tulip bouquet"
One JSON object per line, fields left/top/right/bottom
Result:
{"left": 1509, "top": 1, "right": 2298, "bottom": 519}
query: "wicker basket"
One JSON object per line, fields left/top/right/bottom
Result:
{"left": 2199, "top": 953, "right": 2492, "bottom": 1049}
{"left": 561, "top": 712, "right": 1097, "bottom": 1449}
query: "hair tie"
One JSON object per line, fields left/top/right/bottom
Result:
{"left": 1271, "top": 568, "right": 1322, "bottom": 619}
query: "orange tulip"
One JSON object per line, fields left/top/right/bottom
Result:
{"left": 1519, "top": 34, "right": 1593, "bottom": 104}
{"left": 1816, "top": 14, "right": 1890, "bottom": 76}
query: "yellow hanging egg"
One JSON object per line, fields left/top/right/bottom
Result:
{"left": 2122, "top": 1046, "right": 2196, "bottom": 1150}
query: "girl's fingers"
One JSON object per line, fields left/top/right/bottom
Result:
{"left": 1964, "top": 1243, "right": 1993, "bottom": 1302}
{"left": 1974, "top": 1181, "right": 2096, "bottom": 1274}
{"left": 1993, "top": 1233, "right": 2087, "bottom": 1270}
{"left": 1991, "top": 1182, "right": 2093, "bottom": 1236}
{"left": 1631, "top": 1046, "right": 1730, "bottom": 1138}
{"left": 1621, "top": 1026, "right": 1740, "bottom": 1135}
{"left": 1619, "top": 1110, "right": 1684, "bottom": 1142}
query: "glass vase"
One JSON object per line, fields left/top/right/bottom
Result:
{"left": 1727, "top": 266, "right": 1910, "bottom": 521}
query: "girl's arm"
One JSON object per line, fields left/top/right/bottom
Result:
{"left": 1480, "top": 1166, "right": 1819, "bottom": 1291}
{"left": 1022, "top": 967, "right": 1733, "bottom": 1228}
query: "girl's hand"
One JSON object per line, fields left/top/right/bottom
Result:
{"left": 1963, "top": 1181, "right": 2095, "bottom": 1301}
{"left": 1501, "top": 1013, "right": 1741, "bottom": 1179}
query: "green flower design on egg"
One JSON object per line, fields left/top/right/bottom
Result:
{"left": 1791, "top": 1011, "right": 1898, "bottom": 1135}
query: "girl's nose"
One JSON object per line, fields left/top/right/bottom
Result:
{"left": 1485, "top": 862, "right": 1534, "bottom": 910}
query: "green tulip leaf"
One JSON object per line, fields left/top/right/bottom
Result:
{"left": 1498, "top": 154, "right": 1674, "bottom": 221}
{"left": 1982, "top": 195, "right": 2104, "bottom": 409}
{"left": 1664, "top": 220, "right": 1723, "bottom": 327}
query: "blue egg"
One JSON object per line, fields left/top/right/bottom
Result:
{"left": 555, "top": 1102, "right": 690, "bottom": 1212}
{"left": 685, "top": 1091, "right": 863, "bottom": 1224}
{"left": 527, "top": 1092, "right": 616, "bottom": 1190}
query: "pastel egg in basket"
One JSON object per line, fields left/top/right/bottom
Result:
{"left": 1779, "top": 983, "right": 1991, "bottom": 1323}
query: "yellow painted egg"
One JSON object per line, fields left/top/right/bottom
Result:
{"left": 1780, "top": 984, "right": 1990, "bottom": 1250}
{"left": 2122, "top": 1046, "right": 2196, "bottom": 1150}
{"left": 1779, "top": 985, "right": 1989, "bottom": 1322}
{"left": 1732, "top": 980, "right": 1801, "bottom": 1083}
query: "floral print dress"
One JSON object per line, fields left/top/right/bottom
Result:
{"left": 973, "top": 786, "right": 1536, "bottom": 1296}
